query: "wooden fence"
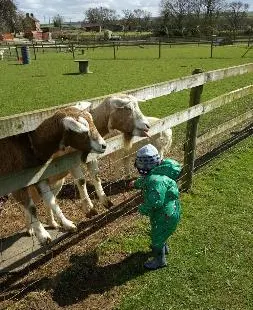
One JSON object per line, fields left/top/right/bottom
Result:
{"left": 2, "top": 38, "right": 251, "bottom": 62}
{"left": 0, "top": 62, "right": 253, "bottom": 197}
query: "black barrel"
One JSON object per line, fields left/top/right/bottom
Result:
{"left": 21, "top": 45, "right": 30, "bottom": 64}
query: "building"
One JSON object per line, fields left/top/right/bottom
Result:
{"left": 81, "top": 23, "right": 102, "bottom": 32}
{"left": 23, "top": 13, "right": 43, "bottom": 40}
{"left": 23, "top": 13, "right": 41, "bottom": 32}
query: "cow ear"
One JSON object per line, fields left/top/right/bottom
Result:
{"left": 126, "top": 94, "right": 146, "bottom": 103}
{"left": 110, "top": 97, "right": 132, "bottom": 109}
{"left": 62, "top": 116, "right": 89, "bottom": 133}
{"left": 72, "top": 101, "right": 91, "bottom": 111}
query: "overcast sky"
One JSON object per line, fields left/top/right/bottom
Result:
{"left": 18, "top": 0, "right": 253, "bottom": 23}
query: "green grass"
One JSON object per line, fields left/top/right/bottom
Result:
{"left": 0, "top": 44, "right": 253, "bottom": 117}
{"left": 97, "top": 136, "right": 253, "bottom": 310}
{"left": 1, "top": 44, "right": 252, "bottom": 309}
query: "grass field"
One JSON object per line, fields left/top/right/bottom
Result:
{"left": 0, "top": 43, "right": 252, "bottom": 309}
{"left": 4, "top": 136, "right": 252, "bottom": 310}
{"left": 0, "top": 44, "right": 253, "bottom": 118}
{"left": 104, "top": 136, "right": 253, "bottom": 310}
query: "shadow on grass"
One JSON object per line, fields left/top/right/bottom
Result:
{"left": 195, "top": 122, "right": 253, "bottom": 171}
{"left": 52, "top": 250, "right": 149, "bottom": 307}
{"left": 63, "top": 72, "right": 85, "bottom": 76}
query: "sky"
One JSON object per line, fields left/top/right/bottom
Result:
{"left": 17, "top": 0, "right": 162, "bottom": 23}
{"left": 17, "top": 0, "right": 253, "bottom": 23}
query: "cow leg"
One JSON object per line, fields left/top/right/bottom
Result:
{"left": 45, "top": 181, "right": 64, "bottom": 229}
{"left": 70, "top": 165, "right": 98, "bottom": 217}
{"left": 13, "top": 189, "right": 51, "bottom": 244}
{"left": 123, "top": 153, "right": 132, "bottom": 178}
{"left": 37, "top": 181, "right": 76, "bottom": 232}
{"left": 87, "top": 160, "right": 113, "bottom": 209}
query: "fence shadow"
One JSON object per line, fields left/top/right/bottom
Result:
{"left": 52, "top": 250, "right": 149, "bottom": 306}
{"left": 58, "top": 178, "right": 134, "bottom": 200}
{"left": 0, "top": 232, "right": 27, "bottom": 252}
{"left": 0, "top": 194, "right": 141, "bottom": 298}
{"left": 195, "top": 122, "right": 253, "bottom": 170}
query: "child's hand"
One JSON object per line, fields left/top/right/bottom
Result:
{"left": 128, "top": 180, "right": 135, "bottom": 189}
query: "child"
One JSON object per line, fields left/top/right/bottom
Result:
{"left": 129, "top": 144, "right": 181, "bottom": 270}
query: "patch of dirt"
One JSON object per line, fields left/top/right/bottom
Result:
{"left": 0, "top": 122, "right": 252, "bottom": 309}
{"left": 0, "top": 210, "right": 147, "bottom": 310}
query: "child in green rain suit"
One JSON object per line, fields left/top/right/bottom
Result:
{"left": 129, "top": 144, "right": 181, "bottom": 270}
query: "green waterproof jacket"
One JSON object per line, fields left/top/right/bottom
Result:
{"left": 134, "top": 158, "right": 181, "bottom": 216}
{"left": 133, "top": 158, "right": 182, "bottom": 248}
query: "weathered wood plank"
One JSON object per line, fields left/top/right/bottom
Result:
{"left": 1, "top": 63, "right": 253, "bottom": 139}
{"left": 197, "top": 109, "right": 253, "bottom": 144}
{"left": 1, "top": 85, "right": 252, "bottom": 196}
{"left": 0, "top": 152, "right": 82, "bottom": 196}
{"left": 182, "top": 68, "right": 203, "bottom": 192}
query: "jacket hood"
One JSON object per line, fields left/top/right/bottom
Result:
{"left": 149, "top": 158, "right": 181, "bottom": 181}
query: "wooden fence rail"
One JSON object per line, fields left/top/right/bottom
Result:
{"left": 1, "top": 63, "right": 253, "bottom": 139}
{"left": 0, "top": 82, "right": 252, "bottom": 196}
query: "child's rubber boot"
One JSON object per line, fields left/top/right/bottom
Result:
{"left": 144, "top": 246, "right": 167, "bottom": 270}
{"left": 150, "top": 243, "right": 169, "bottom": 255}
{"left": 164, "top": 243, "right": 169, "bottom": 255}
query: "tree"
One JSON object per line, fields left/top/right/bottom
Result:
{"left": 53, "top": 14, "right": 64, "bottom": 29}
{"left": 84, "top": 7, "right": 118, "bottom": 27}
{"left": 0, "top": 0, "right": 18, "bottom": 32}
{"left": 224, "top": 1, "right": 249, "bottom": 39}
{"left": 133, "top": 9, "right": 152, "bottom": 31}
{"left": 200, "top": 0, "right": 227, "bottom": 34}
{"left": 122, "top": 9, "right": 152, "bottom": 31}
{"left": 122, "top": 9, "right": 135, "bottom": 31}
{"left": 159, "top": 0, "right": 194, "bottom": 35}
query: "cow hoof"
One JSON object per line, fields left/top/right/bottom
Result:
{"left": 104, "top": 199, "right": 114, "bottom": 209}
{"left": 62, "top": 219, "right": 77, "bottom": 232}
{"left": 48, "top": 220, "right": 60, "bottom": 229}
{"left": 86, "top": 208, "right": 98, "bottom": 218}
{"left": 38, "top": 230, "right": 52, "bottom": 245}
{"left": 26, "top": 227, "right": 34, "bottom": 236}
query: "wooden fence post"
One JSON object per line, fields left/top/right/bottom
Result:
{"left": 33, "top": 44, "right": 37, "bottom": 60}
{"left": 181, "top": 68, "right": 204, "bottom": 192}
{"left": 72, "top": 43, "right": 75, "bottom": 59}
{"left": 113, "top": 42, "right": 116, "bottom": 60}
{"left": 15, "top": 46, "right": 19, "bottom": 61}
{"left": 158, "top": 40, "right": 161, "bottom": 59}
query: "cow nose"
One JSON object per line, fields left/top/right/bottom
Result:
{"left": 102, "top": 143, "right": 106, "bottom": 150}
{"left": 145, "top": 123, "right": 150, "bottom": 129}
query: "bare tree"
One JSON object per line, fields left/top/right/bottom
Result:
{"left": 200, "top": 0, "right": 227, "bottom": 33}
{"left": 0, "top": 0, "right": 18, "bottom": 32}
{"left": 122, "top": 9, "right": 135, "bottom": 31}
{"left": 84, "top": 7, "right": 118, "bottom": 27}
{"left": 224, "top": 1, "right": 249, "bottom": 39}
{"left": 133, "top": 9, "right": 152, "bottom": 31}
{"left": 160, "top": 0, "right": 193, "bottom": 35}
{"left": 53, "top": 14, "right": 64, "bottom": 29}
{"left": 122, "top": 9, "right": 152, "bottom": 31}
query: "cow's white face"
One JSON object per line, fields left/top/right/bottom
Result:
{"left": 108, "top": 95, "right": 150, "bottom": 138}
{"left": 62, "top": 109, "right": 106, "bottom": 155}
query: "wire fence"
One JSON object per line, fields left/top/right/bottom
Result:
{"left": 1, "top": 38, "right": 252, "bottom": 62}
{"left": 0, "top": 63, "right": 253, "bottom": 279}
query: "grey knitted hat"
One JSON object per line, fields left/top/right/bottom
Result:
{"left": 135, "top": 144, "right": 161, "bottom": 173}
